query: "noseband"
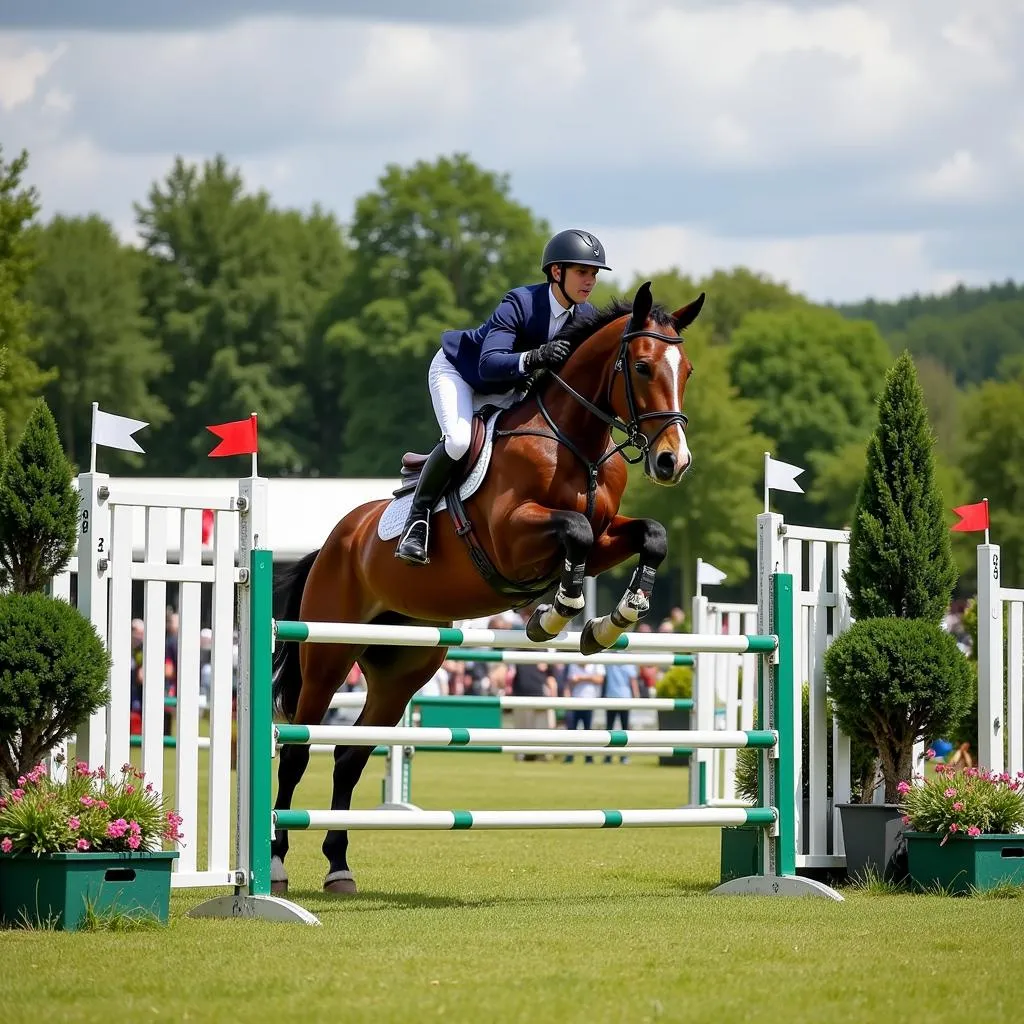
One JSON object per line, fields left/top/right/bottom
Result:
{"left": 495, "top": 322, "right": 690, "bottom": 519}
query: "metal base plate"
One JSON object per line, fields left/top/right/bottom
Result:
{"left": 187, "top": 894, "right": 322, "bottom": 924}
{"left": 710, "top": 874, "right": 844, "bottom": 901}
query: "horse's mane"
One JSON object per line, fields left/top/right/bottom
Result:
{"left": 555, "top": 297, "right": 678, "bottom": 355}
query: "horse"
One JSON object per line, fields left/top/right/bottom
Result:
{"left": 270, "top": 280, "right": 705, "bottom": 894}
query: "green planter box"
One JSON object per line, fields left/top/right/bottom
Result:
{"left": 905, "top": 832, "right": 1024, "bottom": 895}
{"left": 0, "top": 850, "right": 178, "bottom": 931}
{"left": 720, "top": 825, "right": 760, "bottom": 883}
{"left": 416, "top": 696, "right": 502, "bottom": 730}
{"left": 656, "top": 708, "right": 691, "bottom": 766}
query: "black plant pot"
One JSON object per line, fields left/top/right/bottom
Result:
{"left": 836, "top": 802, "right": 908, "bottom": 883}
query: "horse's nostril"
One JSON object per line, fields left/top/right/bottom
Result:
{"left": 655, "top": 451, "right": 676, "bottom": 477}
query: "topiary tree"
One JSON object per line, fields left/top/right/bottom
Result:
{"left": 824, "top": 618, "right": 973, "bottom": 801}
{"left": 0, "top": 398, "right": 78, "bottom": 594}
{"left": 844, "top": 351, "right": 958, "bottom": 624}
{"left": 0, "top": 591, "right": 111, "bottom": 788}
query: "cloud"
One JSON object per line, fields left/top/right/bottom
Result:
{"left": 0, "top": 0, "right": 1021, "bottom": 303}
{"left": 0, "top": 42, "right": 65, "bottom": 111}
{"left": 592, "top": 222, "right": 994, "bottom": 304}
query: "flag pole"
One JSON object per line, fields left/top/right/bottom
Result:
{"left": 763, "top": 451, "right": 770, "bottom": 514}
{"left": 984, "top": 497, "right": 989, "bottom": 546}
{"left": 250, "top": 412, "right": 258, "bottom": 477}
{"left": 90, "top": 402, "right": 99, "bottom": 473}
{"left": 696, "top": 557, "right": 703, "bottom": 599}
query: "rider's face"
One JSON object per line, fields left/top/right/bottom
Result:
{"left": 554, "top": 264, "right": 599, "bottom": 306}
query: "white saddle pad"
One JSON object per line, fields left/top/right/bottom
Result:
{"left": 377, "top": 410, "right": 502, "bottom": 541}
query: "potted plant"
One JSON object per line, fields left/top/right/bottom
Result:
{"left": 826, "top": 351, "right": 967, "bottom": 882}
{"left": 0, "top": 759, "right": 183, "bottom": 929}
{"left": 654, "top": 665, "right": 692, "bottom": 766}
{"left": 898, "top": 762, "right": 1024, "bottom": 893}
{"left": 826, "top": 617, "right": 973, "bottom": 880}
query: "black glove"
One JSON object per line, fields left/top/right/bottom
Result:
{"left": 523, "top": 339, "right": 571, "bottom": 372}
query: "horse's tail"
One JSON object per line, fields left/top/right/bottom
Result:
{"left": 271, "top": 549, "right": 319, "bottom": 721}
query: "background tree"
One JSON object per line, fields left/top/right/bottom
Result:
{"left": 957, "top": 372, "right": 1024, "bottom": 584}
{"left": 25, "top": 214, "right": 167, "bottom": 471}
{"left": 135, "top": 156, "right": 347, "bottom": 474}
{"left": 312, "top": 154, "right": 549, "bottom": 476}
{"left": 729, "top": 306, "right": 892, "bottom": 522}
{"left": 0, "top": 147, "right": 50, "bottom": 442}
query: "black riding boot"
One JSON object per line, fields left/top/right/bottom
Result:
{"left": 395, "top": 441, "right": 460, "bottom": 565}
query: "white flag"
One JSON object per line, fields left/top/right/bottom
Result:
{"left": 765, "top": 455, "right": 805, "bottom": 494}
{"left": 697, "top": 560, "right": 727, "bottom": 586}
{"left": 92, "top": 408, "right": 149, "bottom": 454}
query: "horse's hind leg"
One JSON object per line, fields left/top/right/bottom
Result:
{"left": 321, "top": 643, "right": 447, "bottom": 895}
{"left": 271, "top": 641, "right": 359, "bottom": 895}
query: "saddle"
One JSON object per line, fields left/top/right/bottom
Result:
{"left": 392, "top": 412, "right": 490, "bottom": 498}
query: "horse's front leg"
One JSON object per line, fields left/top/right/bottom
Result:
{"left": 580, "top": 515, "right": 668, "bottom": 654}
{"left": 505, "top": 504, "right": 594, "bottom": 642}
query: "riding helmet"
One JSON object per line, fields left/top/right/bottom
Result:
{"left": 541, "top": 230, "right": 612, "bottom": 274}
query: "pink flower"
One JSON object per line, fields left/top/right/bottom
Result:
{"left": 125, "top": 784, "right": 135, "bottom": 795}
{"left": 75, "top": 761, "right": 91, "bottom": 776}
{"left": 901, "top": 815, "right": 911, "bottom": 825}
{"left": 897, "top": 781, "right": 911, "bottom": 795}
{"left": 926, "top": 747, "right": 936, "bottom": 760}
{"left": 95, "top": 767, "right": 106, "bottom": 779}
{"left": 95, "top": 800, "right": 108, "bottom": 810}
{"left": 944, "top": 788, "right": 957, "bottom": 798}
{"left": 949, "top": 822, "right": 959, "bottom": 832}
{"left": 127, "top": 835, "right": 141, "bottom": 850}
{"left": 952, "top": 802, "right": 964, "bottom": 811}
{"left": 76, "top": 838, "right": 91, "bottom": 851}
{"left": 145, "top": 782, "right": 154, "bottom": 793}
{"left": 80, "top": 795, "right": 94, "bottom": 807}
{"left": 129, "top": 821, "right": 141, "bottom": 835}
{"left": 10, "top": 789, "right": 24, "bottom": 803}
{"left": 934, "top": 764, "right": 946, "bottom": 775}
{"left": 121, "top": 763, "right": 132, "bottom": 774}
{"left": 0, "top": 798, "right": 6, "bottom": 810}
{"left": 968, "top": 826, "right": 982, "bottom": 837}
{"left": 106, "top": 818, "right": 129, "bottom": 839}
{"left": 1, "top": 837, "right": 12, "bottom": 853}
{"left": 68, "top": 816, "right": 81, "bottom": 830}
{"left": 16, "top": 775, "right": 26, "bottom": 787}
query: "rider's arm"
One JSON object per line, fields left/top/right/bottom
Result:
{"left": 477, "top": 292, "right": 530, "bottom": 385}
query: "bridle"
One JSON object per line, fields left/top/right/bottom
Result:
{"left": 495, "top": 322, "right": 690, "bottom": 519}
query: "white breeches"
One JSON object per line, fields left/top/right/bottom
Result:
{"left": 427, "top": 348, "right": 522, "bottom": 459}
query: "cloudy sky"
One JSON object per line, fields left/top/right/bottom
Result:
{"left": 1, "top": 0, "right": 1022, "bottom": 303}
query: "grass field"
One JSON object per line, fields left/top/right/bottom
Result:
{"left": 2, "top": 752, "right": 1022, "bottom": 1024}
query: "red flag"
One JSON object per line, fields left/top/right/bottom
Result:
{"left": 201, "top": 508, "right": 214, "bottom": 546}
{"left": 206, "top": 414, "right": 258, "bottom": 457}
{"left": 951, "top": 499, "right": 989, "bottom": 533}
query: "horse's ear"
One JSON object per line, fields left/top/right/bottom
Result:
{"left": 628, "top": 281, "right": 654, "bottom": 332}
{"left": 671, "top": 292, "right": 706, "bottom": 333}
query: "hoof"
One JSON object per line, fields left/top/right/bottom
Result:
{"left": 323, "top": 870, "right": 358, "bottom": 896}
{"left": 580, "top": 619, "right": 610, "bottom": 656}
{"left": 270, "top": 878, "right": 289, "bottom": 895}
{"left": 526, "top": 605, "right": 557, "bottom": 643}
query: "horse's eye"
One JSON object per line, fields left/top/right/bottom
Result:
{"left": 633, "top": 362, "right": 652, "bottom": 377}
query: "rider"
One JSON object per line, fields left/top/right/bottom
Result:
{"left": 395, "top": 229, "right": 612, "bottom": 565}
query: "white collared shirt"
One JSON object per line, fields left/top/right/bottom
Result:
{"left": 547, "top": 284, "right": 575, "bottom": 339}
{"left": 518, "top": 286, "right": 575, "bottom": 372}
